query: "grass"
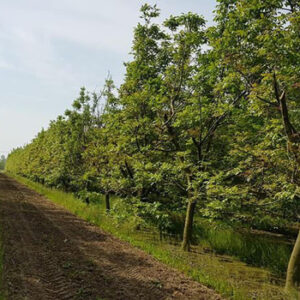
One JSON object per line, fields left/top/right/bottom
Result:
{"left": 9, "top": 173, "right": 291, "bottom": 300}
{"left": 193, "top": 220, "right": 293, "bottom": 277}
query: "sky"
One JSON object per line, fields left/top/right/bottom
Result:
{"left": 0, "top": 0, "right": 217, "bottom": 157}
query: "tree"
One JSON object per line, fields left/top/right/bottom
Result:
{"left": 118, "top": 5, "right": 248, "bottom": 250}
{"left": 83, "top": 78, "right": 121, "bottom": 210}
{"left": 213, "top": 0, "right": 300, "bottom": 292}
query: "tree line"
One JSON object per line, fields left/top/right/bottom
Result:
{"left": 0, "top": 155, "right": 6, "bottom": 170}
{"left": 6, "top": 0, "right": 300, "bottom": 293}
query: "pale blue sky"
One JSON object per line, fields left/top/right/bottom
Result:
{"left": 0, "top": 0, "right": 217, "bottom": 156}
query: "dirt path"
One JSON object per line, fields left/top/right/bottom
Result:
{"left": 0, "top": 174, "right": 221, "bottom": 300}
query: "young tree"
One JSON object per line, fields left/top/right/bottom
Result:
{"left": 83, "top": 78, "right": 121, "bottom": 210}
{"left": 159, "top": 14, "right": 247, "bottom": 251}
{"left": 118, "top": 5, "right": 248, "bottom": 250}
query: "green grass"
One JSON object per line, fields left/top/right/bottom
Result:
{"left": 193, "top": 220, "right": 293, "bottom": 277}
{"left": 9, "top": 173, "right": 291, "bottom": 300}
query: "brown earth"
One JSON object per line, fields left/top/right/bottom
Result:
{"left": 0, "top": 173, "right": 221, "bottom": 300}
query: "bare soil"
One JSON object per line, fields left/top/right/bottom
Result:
{"left": 0, "top": 174, "right": 221, "bottom": 300}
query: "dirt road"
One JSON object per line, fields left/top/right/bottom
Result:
{"left": 0, "top": 174, "right": 221, "bottom": 300}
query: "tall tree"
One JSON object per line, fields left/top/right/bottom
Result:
{"left": 213, "top": 0, "right": 300, "bottom": 292}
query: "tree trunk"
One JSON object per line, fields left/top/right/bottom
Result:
{"left": 181, "top": 199, "right": 196, "bottom": 251}
{"left": 285, "top": 229, "right": 300, "bottom": 295}
{"left": 105, "top": 193, "right": 110, "bottom": 211}
{"left": 272, "top": 80, "right": 300, "bottom": 293}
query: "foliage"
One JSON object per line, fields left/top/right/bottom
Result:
{"left": 0, "top": 156, "right": 6, "bottom": 171}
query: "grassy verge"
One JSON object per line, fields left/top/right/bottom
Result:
{"left": 9, "top": 173, "right": 289, "bottom": 300}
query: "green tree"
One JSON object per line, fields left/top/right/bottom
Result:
{"left": 213, "top": 0, "right": 300, "bottom": 292}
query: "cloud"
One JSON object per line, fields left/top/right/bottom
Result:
{"left": 0, "top": 0, "right": 141, "bottom": 84}
{"left": 0, "top": 0, "right": 138, "bottom": 52}
{"left": 0, "top": 0, "right": 215, "bottom": 84}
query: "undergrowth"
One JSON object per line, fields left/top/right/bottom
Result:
{"left": 193, "top": 221, "right": 293, "bottom": 277}
{"left": 9, "top": 173, "right": 291, "bottom": 300}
